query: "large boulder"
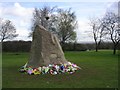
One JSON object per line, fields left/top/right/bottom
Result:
{"left": 27, "top": 25, "right": 68, "bottom": 68}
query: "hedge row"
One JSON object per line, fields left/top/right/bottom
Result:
{"left": 2, "top": 40, "right": 118, "bottom": 52}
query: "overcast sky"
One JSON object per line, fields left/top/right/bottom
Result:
{"left": 0, "top": 0, "right": 118, "bottom": 43}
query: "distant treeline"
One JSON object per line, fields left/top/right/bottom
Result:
{"left": 2, "top": 41, "right": 31, "bottom": 52}
{"left": 2, "top": 40, "right": 120, "bottom": 52}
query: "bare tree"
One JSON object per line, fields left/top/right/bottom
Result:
{"left": 89, "top": 17, "right": 105, "bottom": 52}
{"left": 30, "top": 6, "right": 77, "bottom": 47}
{"left": 29, "top": 6, "right": 57, "bottom": 37}
{"left": 102, "top": 12, "right": 120, "bottom": 54}
{"left": 56, "top": 8, "right": 77, "bottom": 46}
{"left": 0, "top": 19, "right": 18, "bottom": 43}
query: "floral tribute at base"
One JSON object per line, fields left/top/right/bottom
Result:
{"left": 19, "top": 62, "right": 81, "bottom": 75}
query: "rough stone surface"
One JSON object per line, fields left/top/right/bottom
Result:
{"left": 27, "top": 25, "right": 68, "bottom": 68}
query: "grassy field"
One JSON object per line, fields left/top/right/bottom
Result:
{"left": 2, "top": 50, "right": 118, "bottom": 88}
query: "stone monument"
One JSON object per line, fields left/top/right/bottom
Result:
{"left": 27, "top": 25, "right": 68, "bottom": 68}
{"left": 19, "top": 25, "right": 80, "bottom": 75}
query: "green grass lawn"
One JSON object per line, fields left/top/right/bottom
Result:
{"left": 2, "top": 50, "right": 118, "bottom": 88}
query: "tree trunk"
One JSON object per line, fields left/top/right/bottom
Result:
{"left": 95, "top": 46, "right": 98, "bottom": 52}
{"left": 95, "top": 42, "right": 98, "bottom": 52}
{"left": 73, "top": 42, "right": 76, "bottom": 51}
{"left": 1, "top": 39, "right": 4, "bottom": 44}
{"left": 113, "top": 44, "right": 117, "bottom": 55}
{"left": 61, "top": 41, "right": 65, "bottom": 51}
